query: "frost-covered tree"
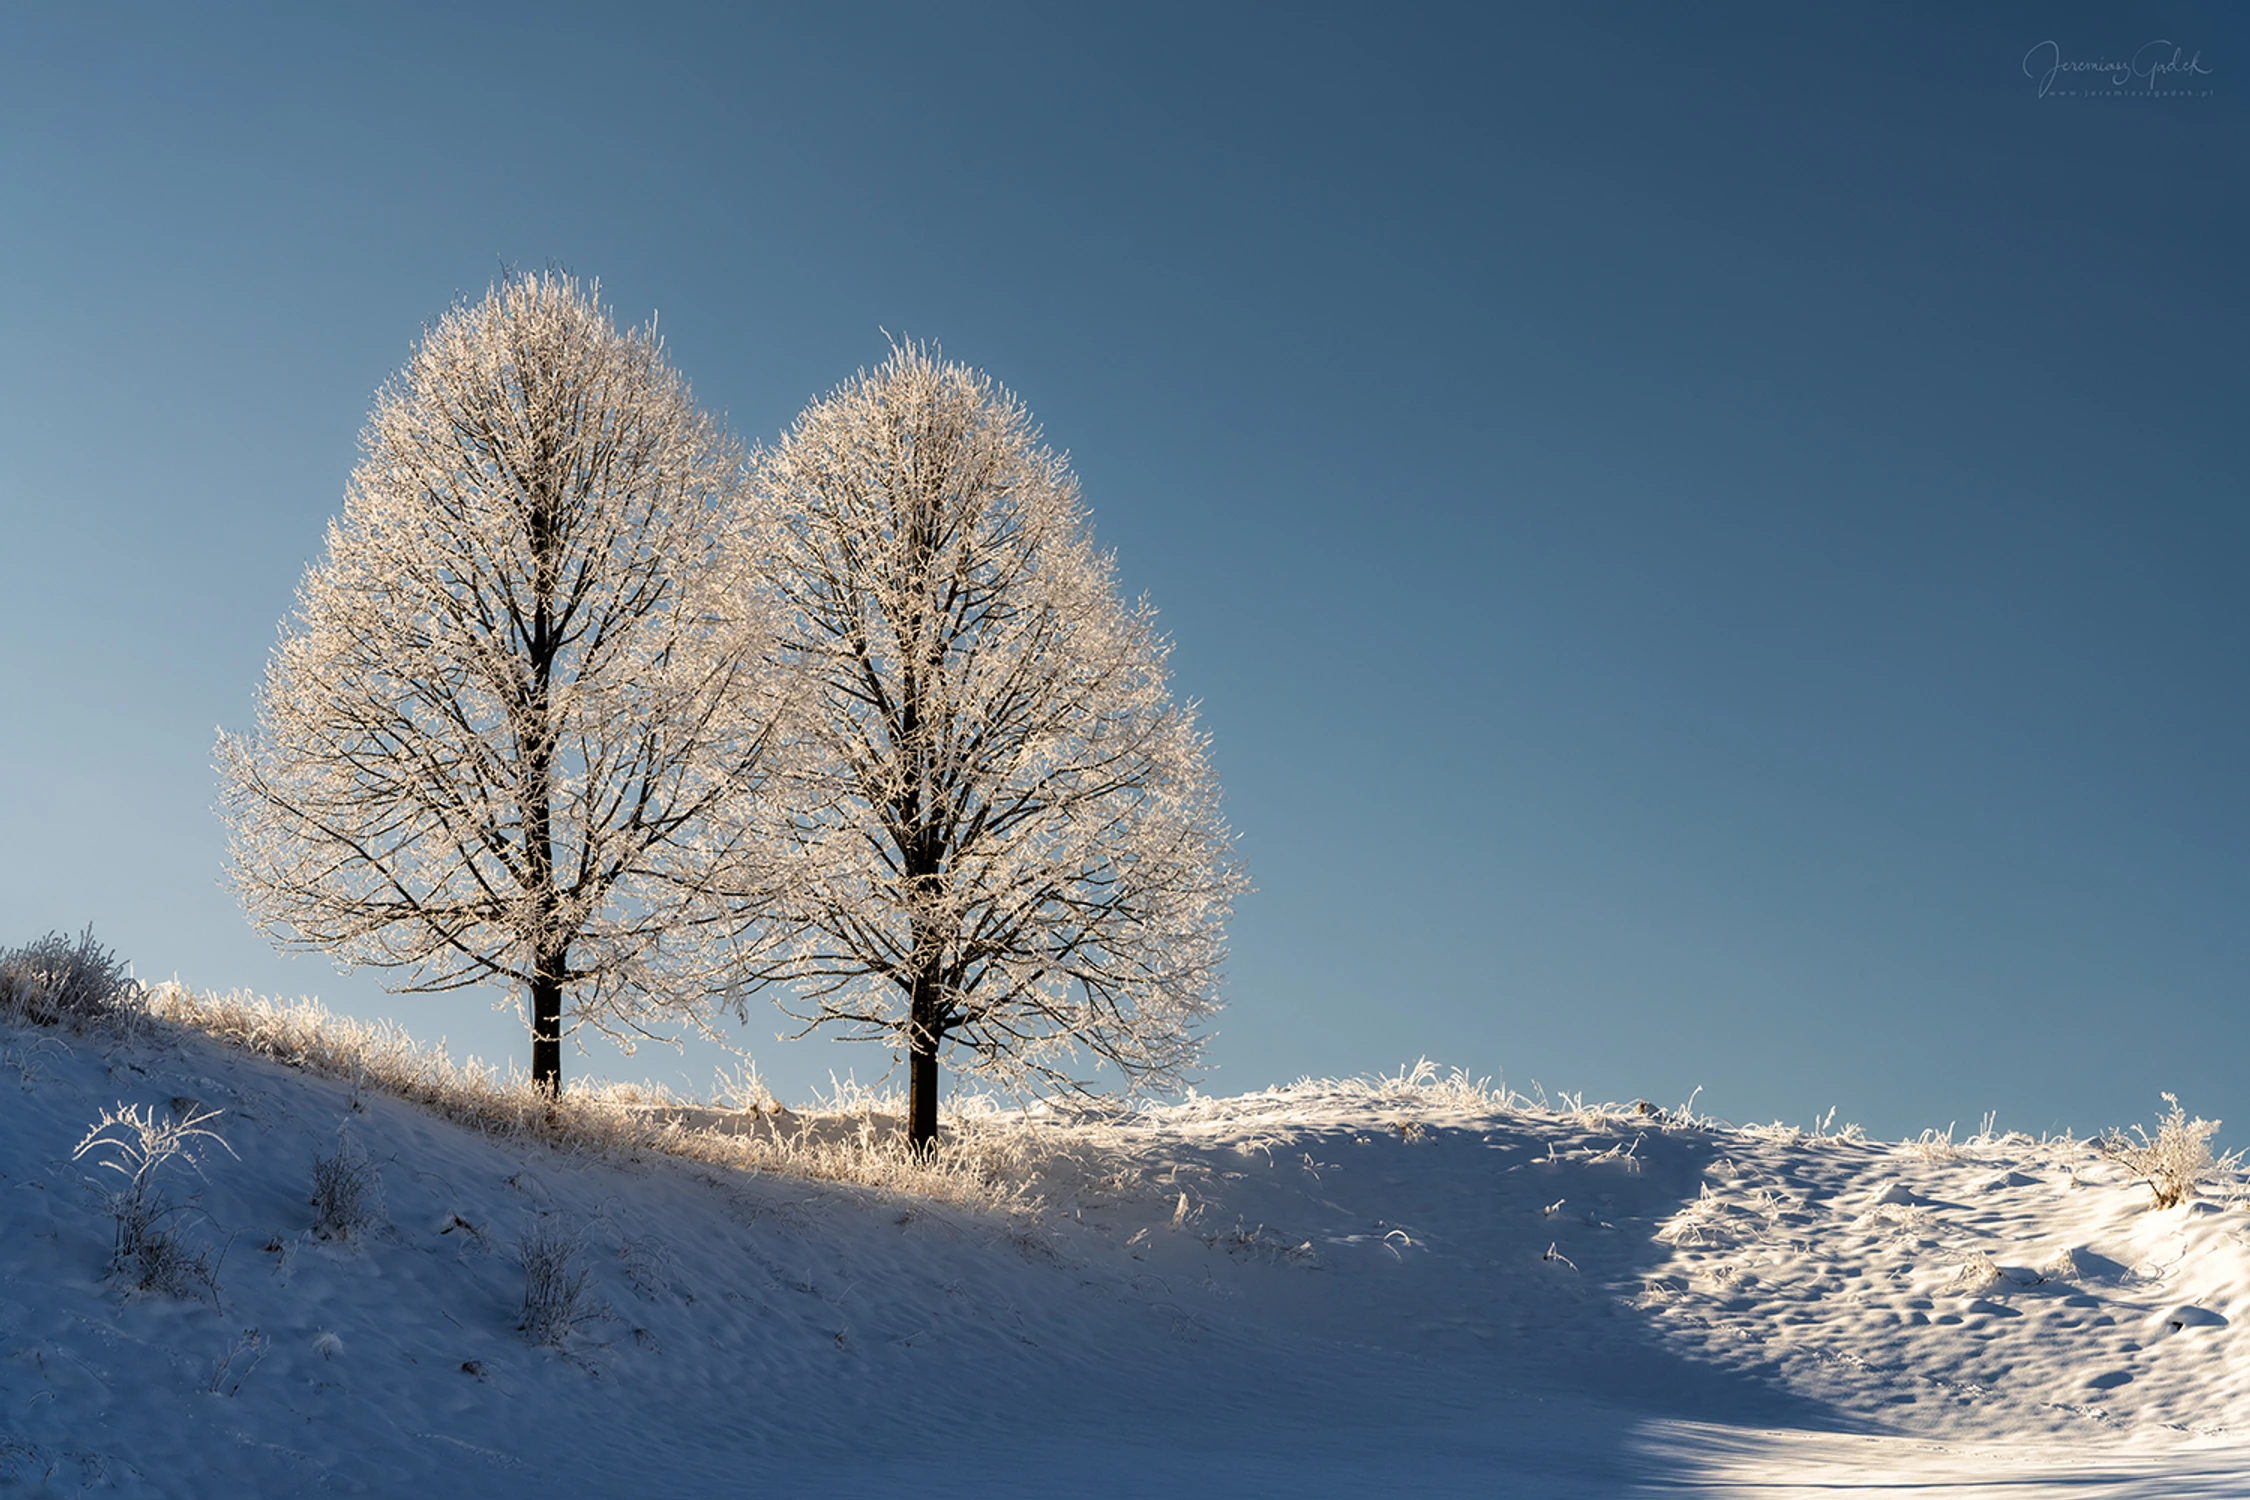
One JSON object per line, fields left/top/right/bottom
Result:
{"left": 740, "top": 343, "right": 1245, "bottom": 1150}
{"left": 218, "top": 274, "right": 791, "bottom": 1093}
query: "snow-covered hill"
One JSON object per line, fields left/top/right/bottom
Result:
{"left": 4, "top": 1005, "right": 2248, "bottom": 1497}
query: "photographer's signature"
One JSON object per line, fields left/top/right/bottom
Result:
{"left": 2023, "top": 39, "right": 2212, "bottom": 97}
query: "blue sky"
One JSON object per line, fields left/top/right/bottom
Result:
{"left": 2, "top": 3, "right": 2242, "bottom": 1138}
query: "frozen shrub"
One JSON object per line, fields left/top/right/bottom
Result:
{"left": 2099, "top": 1093, "right": 2231, "bottom": 1210}
{"left": 517, "top": 1219, "right": 599, "bottom": 1347}
{"left": 0, "top": 928, "right": 140, "bottom": 1033}
{"left": 309, "top": 1134, "right": 384, "bottom": 1243}
{"left": 73, "top": 1102, "right": 234, "bottom": 1301}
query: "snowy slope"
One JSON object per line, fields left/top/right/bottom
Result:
{"left": 4, "top": 1012, "right": 2248, "bottom": 1497}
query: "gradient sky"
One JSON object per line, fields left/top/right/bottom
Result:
{"left": 2, "top": 2, "right": 2243, "bottom": 1139}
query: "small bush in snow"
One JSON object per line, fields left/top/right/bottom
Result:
{"left": 73, "top": 1102, "right": 234, "bottom": 1301}
{"left": 517, "top": 1220, "right": 599, "bottom": 1347}
{"left": 0, "top": 928, "right": 141, "bottom": 1034}
{"left": 309, "top": 1134, "right": 384, "bottom": 1242}
{"left": 2099, "top": 1093, "right": 2231, "bottom": 1210}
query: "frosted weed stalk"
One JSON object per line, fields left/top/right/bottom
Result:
{"left": 1905, "top": 1124, "right": 1963, "bottom": 1162}
{"left": 1206, "top": 1059, "right": 1520, "bottom": 1123}
{"left": 618, "top": 1234, "right": 674, "bottom": 1300}
{"left": 207, "top": 1328, "right": 268, "bottom": 1396}
{"left": 1656, "top": 1184, "right": 1729, "bottom": 1247}
{"left": 73, "top": 1102, "right": 235, "bottom": 1301}
{"left": 0, "top": 1034, "right": 70, "bottom": 1089}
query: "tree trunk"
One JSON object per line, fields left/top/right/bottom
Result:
{"left": 531, "top": 965, "right": 564, "bottom": 1096}
{"left": 525, "top": 476, "right": 563, "bottom": 1097}
{"left": 906, "top": 967, "right": 941, "bottom": 1154}
{"left": 907, "top": 1028, "right": 939, "bottom": 1155}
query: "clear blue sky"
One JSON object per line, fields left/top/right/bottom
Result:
{"left": 2, "top": 3, "right": 2242, "bottom": 1138}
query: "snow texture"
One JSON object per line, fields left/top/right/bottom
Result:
{"left": 3, "top": 1018, "right": 2247, "bottom": 1496}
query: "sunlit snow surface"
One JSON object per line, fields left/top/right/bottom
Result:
{"left": 4, "top": 1019, "right": 2247, "bottom": 1497}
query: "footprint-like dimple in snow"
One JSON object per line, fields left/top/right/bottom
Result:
{"left": 1961, "top": 1299, "right": 2022, "bottom": 1319}
{"left": 2087, "top": 1369, "right": 2134, "bottom": 1390}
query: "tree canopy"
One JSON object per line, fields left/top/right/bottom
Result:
{"left": 218, "top": 274, "right": 794, "bottom": 1092}
{"left": 739, "top": 343, "right": 1245, "bottom": 1148}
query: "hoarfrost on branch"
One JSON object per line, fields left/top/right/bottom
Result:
{"left": 737, "top": 342, "right": 1246, "bottom": 1148}
{"left": 217, "top": 273, "right": 795, "bottom": 1091}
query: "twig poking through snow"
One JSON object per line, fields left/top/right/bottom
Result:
{"left": 207, "top": 1329, "right": 267, "bottom": 1396}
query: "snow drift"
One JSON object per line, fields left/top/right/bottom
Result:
{"left": 3, "top": 998, "right": 2248, "bottom": 1497}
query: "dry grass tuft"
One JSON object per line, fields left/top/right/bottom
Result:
{"left": 309, "top": 1137, "right": 385, "bottom": 1243}
{"left": 1, "top": 929, "right": 145, "bottom": 1036}
{"left": 71, "top": 1100, "right": 232, "bottom": 1301}
{"left": 516, "top": 1218, "right": 600, "bottom": 1347}
{"left": 141, "top": 984, "right": 1049, "bottom": 1216}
